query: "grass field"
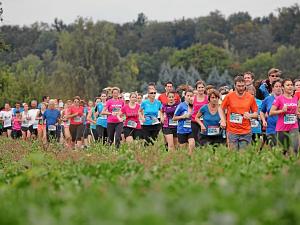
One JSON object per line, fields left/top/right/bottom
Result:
{"left": 1, "top": 137, "right": 300, "bottom": 225}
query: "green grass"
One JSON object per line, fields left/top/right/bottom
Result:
{"left": 1, "top": 137, "right": 300, "bottom": 225}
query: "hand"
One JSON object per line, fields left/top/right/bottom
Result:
{"left": 184, "top": 113, "right": 191, "bottom": 119}
{"left": 282, "top": 105, "right": 288, "bottom": 113}
{"left": 200, "top": 125, "right": 206, "bottom": 133}
{"left": 220, "top": 120, "right": 226, "bottom": 129}
{"left": 262, "top": 120, "right": 267, "bottom": 127}
{"left": 243, "top": 112, "right": 251, "bottom": 120}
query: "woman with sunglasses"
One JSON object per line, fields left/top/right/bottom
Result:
{"left": 140, "top": 87, "right": 162, "bottom": 145}
{"left": 192, "top": 80, "right": 208, "bottom": 145}
{"left": 161, "top": 91, "right": 179, "bottom": 151}
{"left": 102, "top": 87, "right": 124, "bottom": 148}
{"left": 195, "top": 89, "right": 225, "bottom": 146}
{"left": 270, "top": 79, "right": 299, "bottom": 155}
{"left": 67, "top": 96, "right": 84, "bottom": 149}
{"left": 257, "top": 68, "right": 281, "bottom": 100}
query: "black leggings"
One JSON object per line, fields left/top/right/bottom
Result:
{"left": 277, "top": 129, "right": 299, "bottom": 154}
{"left": 142, "top": 124, "right": 161, "bottom": 145}
{"left": 69, "top": 124, "right": 84, "bottom": 142}
{"left": 191, "top": 121, "right": 201, "bottom": 145}
{"left": 96, "top": 125, "right": 107, "bottom": 144}
{"left": 107, "top": 122, "right": 123, "bottom": 148}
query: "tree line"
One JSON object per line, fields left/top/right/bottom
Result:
{"left": 0, "top": 4, "right": 300, "bottom": 105}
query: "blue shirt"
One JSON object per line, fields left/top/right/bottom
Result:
{"left": 96, "top": 103, "right": 107, "bottom": 128}
{"left": 174, "top": 102, "right": 192, "bottom": 134}
{"left": 251, "top": 98, "right": 262, "bottom": 134}
{"left": 261, "top": 95, "right": 278, "bottom": 135}
{"left": 141, "top": 99, "right": 162, "bottom": 126}
{"left": 13, "top": 107, "right": 24, "bottom": 115}
{"left": 90, "top": 107, "right": 97, "bottom": 130}
{"left": 200, "top": 105, "right": 221, "bottom": 136}
{"left": 43, "top": 109, "right": 60, "bottom": 127}
{"left": 259, "top": 83, "right": 271, "bottom": 100}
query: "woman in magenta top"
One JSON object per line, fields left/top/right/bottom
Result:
{"left": 192, "top": 80, "right": 208, "bottom": 145}
{"left": 270, "top": 78, "right": 299, "bottom": 154}
{"left": 121, "top": 92, "right": 142, "bottom": 143}
{"left": 67, "top": 96, "right": 84, "bottom": 149}
{"left": 103, "top": 87, "right": 124, "bottom": 148}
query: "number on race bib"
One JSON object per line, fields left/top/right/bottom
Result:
{"left": 168, "top": 118, "right": 178, "bottom": 126}
{"left": 74, "top": 116, "right": 82, "bottom": 123}
{"left": 183, "top": 120, "right": 191, "bottom": 128}
{"left": 250, "top": 119, "right": 259, "bottom": 128}
{"left": 284, "top": 114, "right": 297, "bottom": 125}
{"left": 151, "top": 117, "right": 160, "bottom": 125}
{"left": 207, "top": 126, "right": 220, "bottom": 136}
{"left": 48, "top": 125, "right": 56, "bottom": 131}
{"left": 127, "top": 120, "right": 137, "bottom": 128}
{"left": 230, "top": 113, "right": 243, "bottom": 124}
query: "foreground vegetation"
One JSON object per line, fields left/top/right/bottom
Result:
{"left": 0, "top": 137, "right": 300, "bottom": 225}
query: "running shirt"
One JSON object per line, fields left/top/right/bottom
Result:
{"left": 43, "top": 109, "right": 60, "bottom": 128}
{"left": 192, "top": 95, "right": 208, "bottom": 122}
{"left": 162, "top": 103, "right": 178, "bottom": 128}
{"left": 174, "top": 102, "right": 192, "bottom": 134}
{"left": 13, "top": 107, "right": 24, "bottom": 116}
{"left": 90, "top": 107, "right": 97, "bottom": 130}
{"left": 141, "top": 99, "right": 162, "bottom": 126}
{"left": 69, "top": 106, "right": 84, "bottom": 125}
{"left": 1, "top": 110, "right": 13, "bottom": 128}
{"left": 28, "top": 109, "right": 39, "bottom": 129}
{"left": 96, "top": 103, "right": 107, "bottom": 128}
{"left": 121, "top": 104, "right": 141, "bottom": 129}
{"left": 273, "top": 95, "right": 299, "bottom": 132}
{"left": 199, "top": 105, "right": 221, "bottom": 136}
{"left": 12, "top": 116, "right": 21, "bottom": 131}
{"left": 261, "top": 95, "right": 278, "bottom": 135}
{"left": 83, "top": 106, "right": 91, "bottom": 125}
{"left": 251, "top": 98, "right": 262, "bottom": 134}
{"left": 106, "top": 99, "right": 124, "bottom": 123}
{"left": 158, "top": 93, "right": 181, "bottom": 105}
{"left": 21, "top": 111, "right": 31, "bottom": 127}
{"left": 221, "top": 91, "right": 258, "bottom": 135}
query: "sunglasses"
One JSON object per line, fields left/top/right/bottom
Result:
{"left": 149, "top": 92, "right": 156, "bottom": 95}
{"left": 269, "top": 74, "right": 280, "bottom": 78}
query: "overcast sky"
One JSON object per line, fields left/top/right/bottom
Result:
{"left": 1, "top": 0, "right": 298, "bottom": 26}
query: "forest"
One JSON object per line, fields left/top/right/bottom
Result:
{"left": 0, "top": 4, "right": 300, "bottom": 104}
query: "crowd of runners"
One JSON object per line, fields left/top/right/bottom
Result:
{"left": 0, "top": 68, "right": 300, "bottom": 155}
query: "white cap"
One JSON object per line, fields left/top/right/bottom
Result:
{"left": 124, "top": 93, "right": 130, "bottom": 101}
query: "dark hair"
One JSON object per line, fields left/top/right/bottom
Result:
{"left": 73, "top": 96, "right": 81, "bottom": 101}
{"left": 282, "top": 78, "right": 293, "bottom": 87}
{"left": 42, "top": 96, "right": 47, "bottom": 101}
{"left": 208, "top": 89, "right": 220, "bottom": 101}
{"left": 185, "top": 89, "right": 194, "bottom": 95}
{"left": 246, "top": 85, "right": 256, "bottom": 94}
{"left": 243, "top": 71, "right": 255, "bottom": 80}
{"left": 271, "top": 79, "right": 282, "bottom": 88}
{"left": 234, "top": 75, "right": 245, "bottom": 85}
{"left": 167, "top": 91, "right": 176, "bottom": 97}
{"left": 148, "top": 82, "right": 156, "bottom": 87}
{"left": 293, "top": 79, "right": 300, "bottom": 84}
{"left": 165, "top": 81, "right": 173, "bottom": 87}
{"left": 195, "top": 80, "right": 206, "bottom": 89}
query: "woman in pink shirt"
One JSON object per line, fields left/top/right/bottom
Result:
{"left": 121, "top": 92, "right": 142, "bottom": 143}
{"left": 102, "top": 87, "right": 124, "bottom": 148}
{"left": 192, "top": 80, "right": 208, "bottom": 145}
{"left": 270, "top": 79, "right": 299, "bottom": 155}
{"left": 12, "top": 111, "right": 22, "bottom": 139}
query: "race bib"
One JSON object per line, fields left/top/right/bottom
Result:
{"left": 230, "top": 113, "right": 243, "bottom": 124}
{"left": 151, "top": 117, "right": 160, "bottom": 125}
{"left": 112, "top": 107, "right": 121, "bottom": 113}
{"left": 183, "top": 119, "right": 191, "bottom": 128}
{"left": 284, "top": 114, "right": 297, "bottom": 125}
{"left": 168, "top": 118, "right": 178, "bottom": 126}
{"left": 207, "top": 126, "right": 220, "bottom": 136}
{"left": 48, "top": 125, "right": 56, "bottom": 131}
{"left": 127, "top": 120, "right": 137, "bottom": 128}
{"left": 74, "top": 116, "right": 82, "bottom": 123}
{"left": 99, "top": 114, "right": 107, "bottom": 119}
{"left": 250, "top": 119, "right": 259, "bottom": 128}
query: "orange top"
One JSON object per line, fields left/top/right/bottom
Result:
{"left": 158, "top": 92, "right": 181, "bottom": 105}
{"left": 221, "top": 91, "right": 258, "bottom": 134}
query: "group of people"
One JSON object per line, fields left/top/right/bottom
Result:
{"left": 0, "top": 67, "right": 299, "bottom": 155}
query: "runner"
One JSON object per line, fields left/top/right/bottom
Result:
{"left": 243, "top": 71, "right": 255, "bottom": 87}
{"left": 195, "top": 89, "right": 225, "bottom": 146}
{"left": 87, "top": 99, "right": 99, "bottom": 142}
{"left": 67, "top": 96, "right": 84, "bottom": 149}
{"left": 28, "top": 100, "right": 39, "bottom": 139}
{"left": 13, "top": 102, "right": 23, "bottom": 115}
{"left": 220, "top": 76, "right": 258, "bottom": 150}
{"left": 43, "top": 100, "right": 61, "bottom": 142}
{"left": 257, "top": 68, "right": 281, "bottom": 100}
{"left": 20, "top": 103, "right": 31, "bottom": 140}
{"left": 121, "top": 92, "right": 142, "bottom": 143}
{"left": 140, "top": 87, "right": 162, "bottom": 145}
{"left": 36, "top": 102, "right": 47, "bottom": 143}
{"left": 192, "top": 80, "right": 208, "bottom": 145}
{"left": 0, "top": 103, "right": 13, "bottom": 138}
{"left": 96, "top": 92, "right": 108, "bottom": 144}
{"left": 158, "top": 81, "right": 181, "bottom": 105}
{"left": 260, "top": 80, "right": 282, "bottom": 147}
{"left": 83, "top": 100, "right": 93, "bottom": 147}
{"left": 173, "top": 89, "right": 195, "bottom": 155}
{"left": 102, "top": 88, "right": 124, "bottom": 148}
{"left": 137, "top": 93, "right": 143, "bottom": 105}
{"left": 269, "top": 79, "right": 300, "bottom": 155}
{"left": 161, "top": 91, "right": 179, "bottom": 151}
{"left": 11, "top": 111, "right": 22, "bottom": 139}
{"left": 61, "top": 100, "right": 72, "bottom": 148}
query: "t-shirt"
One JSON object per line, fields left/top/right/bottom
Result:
{"left": 174, "top": 102, "right": 192, "bottom": 134}
{"left": 43, "top": 109, "right": 61, "bottom": 128}
{"left": 199, "top": 105, "right": 221, "bottom": 136}
{"left": 106, "top": 99, "right": 124, "bottom": 123}
{"left": 261, "top": 95, "right": 278, "bottom": 135}
{"left": 90, "top": 107, "right": 97, "bottom": 130}
{"left": 96, "top": 103, "right": 107, "bottom": 128}
{"left": 28, "top": 108, "right": 39, "bottom": 128}
{"left": 69, "top": 106, "right": 84, "bottom": 125}
{"left": 12, "top": 116, "right": 21, "bottom": 131}
{"left": 192, "top": 95, "right": 208, "bottom": 122}
{"left": 251, "top": 99, "right": 262, "bottom": 134}
{"left": 21, "top": 111, "right": 31, "bottom": 127}
{"left": 273, "top": 95, "right": 299, "bottom": 132}
{"left": 141, "top": 99, "right": 162, "bottom": 126}
{"left": 121, "top": 104, "right": 141, "bottom": 129}
{"left": 0, "top": 110, "right": 13, "bottom": 128}
{"left": 221, "top": 91, "right": 258, "bottom": 135}
{"left": 12, "top": 107, "right": 24, "bottom": 116}
{"left": 158, "top": 93, "right": 181, "bottom": 105}
{"left": 162, "top": 103, "right": 178, "bottom": 128}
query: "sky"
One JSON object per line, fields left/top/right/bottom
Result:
{"left": 1, "top": 0, "right": 299, "bottom": 26}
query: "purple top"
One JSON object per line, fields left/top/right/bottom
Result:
{"left": 162, "top": 103, "right": 178, "bottom": 128}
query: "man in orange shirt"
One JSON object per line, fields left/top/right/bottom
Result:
{"left": 219, "top": 76, "right": 258, "bottom": 150}
{"left": 158, "top": 81, "right": 181, "bottom": 105}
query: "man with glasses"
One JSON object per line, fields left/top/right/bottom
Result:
{"left": 158, "top": 81, "right": 181, "bottom": 105}
{"left": 257, "top": 68, "right": 281, "bottom": 100}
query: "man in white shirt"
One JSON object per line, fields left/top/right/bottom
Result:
{"left": 28, "top": 100, "right": 39, "bottom": 138}
{"left": 0, "top": 103, "right": 13, "bottom": 137}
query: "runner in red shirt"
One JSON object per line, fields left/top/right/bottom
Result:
{"left": 158, "top": 81, "right": 181, "bottom": 105}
